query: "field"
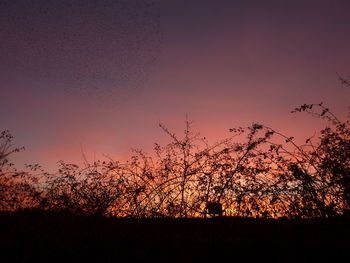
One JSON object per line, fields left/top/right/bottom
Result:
{"left": 1, "top": 211, "right": 349, "bottom": 262}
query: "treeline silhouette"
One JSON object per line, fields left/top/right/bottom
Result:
{"left": 1, "top": 90, "right": 350, "bottom": 219}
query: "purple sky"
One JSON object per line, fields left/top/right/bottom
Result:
{"left": 1, "top": 0, "right": 350, "bottom": 171}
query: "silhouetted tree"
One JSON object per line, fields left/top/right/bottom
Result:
{"left": 0, "top": 130, "right": 40, "bottom": 211}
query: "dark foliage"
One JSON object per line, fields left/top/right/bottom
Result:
{"left": 1, "top": 79, "right": 350, "bottom": 219}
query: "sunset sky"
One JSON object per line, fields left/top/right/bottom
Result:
{"left": 1, "top": 0, "right": 350, "bottom": 171}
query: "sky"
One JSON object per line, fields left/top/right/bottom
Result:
{"left": 1, "top": 0, "right": 350, "bottom": 171}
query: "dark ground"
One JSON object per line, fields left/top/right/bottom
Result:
{"left": 0, "top": 211, "right": 349, "bottom": 262}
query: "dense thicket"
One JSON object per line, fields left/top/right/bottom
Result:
{"left": 1, "top": 85, "right": 350, "bottom": 218}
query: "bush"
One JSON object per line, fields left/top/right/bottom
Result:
{"left": 1, "top": 78, "right": 349, "bottom": 218}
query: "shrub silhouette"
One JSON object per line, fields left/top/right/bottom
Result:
{"left": 1, "top": 78, "right": 350, "bottom": 218}
{"left": 0, "top": 131, "right": 41, "bottom": 211}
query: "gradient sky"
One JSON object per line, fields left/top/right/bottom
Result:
{"left": 1, "top": 0, "right": 350, "bottom": 171}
